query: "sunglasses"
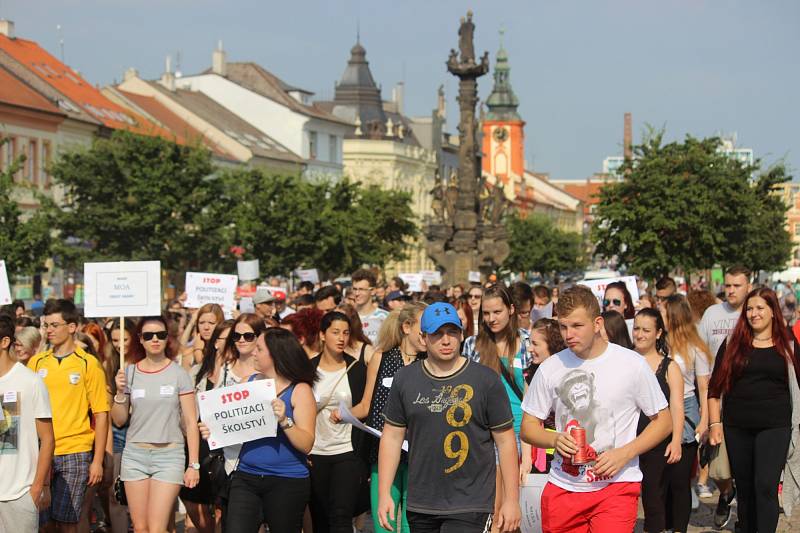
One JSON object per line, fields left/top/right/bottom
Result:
{"left": 603, "top": 298, "right": 623, "bottom": 307}
{"left": 232, "top": 332, "right": 257, "bottom": 342}
{"left": 141, "top": 331, "right": 168, "bottom": 341}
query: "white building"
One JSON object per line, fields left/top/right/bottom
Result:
{"left": 174, "top": 43, "right": 352, "bottom": 179}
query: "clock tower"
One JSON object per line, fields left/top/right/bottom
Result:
{"left": 482, "top": 30, "right": 524, "bottom": 184}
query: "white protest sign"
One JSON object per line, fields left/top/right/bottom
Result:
{"left": 184, "top": 272, "right": 238, "bottom": 311}
{"left": 83, "top": 261, "right": 161, "bottom": 318}
{"left": 0, "top": 260, "right": 11, "bottom": 305}
{"left": 237, "top": 260, "right": 260, "bottom": 281}
{"left": 198, "top": 379, "right": 278, "bottom": 450}
{"left": 239, "top": 296, "right": 255, "bottom": 314}
{"left": 420, "top": 270, "right": 442, "bottom": 286}
{"left": 520, "top": 473, "right": 548, "bottom": 533}
{"left": 468, "top": 271, "right": 481, "bottom": 283}
{"left": 339, "top": 401, "right": 408, "bottom": 452}
{"left": 398, "top": 273, "right": 423, "bottom": 293}
{"left": 581, "top": 275, "right": 640, "bottom": 305}
{"left": 296, "top": 268, "right": 319, "bottom": 284}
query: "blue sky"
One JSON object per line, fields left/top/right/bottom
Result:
{"left": 4, "top": 0, "right": 798, "bottom": 180}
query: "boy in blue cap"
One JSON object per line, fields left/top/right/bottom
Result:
{"left": 377, "top": 302, "right": 521, "bottom": 533}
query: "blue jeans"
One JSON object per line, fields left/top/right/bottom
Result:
{"left": 681, "top": 395, "right": 701, "bottom": 444}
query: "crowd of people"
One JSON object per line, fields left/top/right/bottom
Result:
{"left": 0, "top": 265, "right": 798, "bottom": 533}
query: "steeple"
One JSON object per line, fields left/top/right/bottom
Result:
{"left": 333, "top": 39, "right": 386, "bottom": 137}
{"left": 485, "top": 29, "right": 520, "bottom": 121}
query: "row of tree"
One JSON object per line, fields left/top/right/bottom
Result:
{"left": 2, "top": 129, "right": 792, "bottom": 285}
{"left": 2, "top": 132, "right": 417, "bottom": 282}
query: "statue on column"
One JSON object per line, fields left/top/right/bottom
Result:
{"left": 458, "top": 11, "right": 476, "bottom": 64}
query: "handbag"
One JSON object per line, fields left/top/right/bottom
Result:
{"left": 113, "top": 476, "right": 127, "bottom": 506}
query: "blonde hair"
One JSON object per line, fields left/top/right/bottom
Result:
{"left": 665, "top": 294, "right": 712, "bottom": 369}
{"left": 15, "top": 326, "right": 42, "bottom": 355}
{"left": 556, "top": 285, "right": 601, "bottom": 319}
{"left": 375, "top": 301, "right": 427, "bottom": 353}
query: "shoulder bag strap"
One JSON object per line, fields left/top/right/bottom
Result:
{"left": 317, "top": 359, "right": 358, "bottom": 413}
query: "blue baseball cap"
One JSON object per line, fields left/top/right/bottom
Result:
{"left": 420, "top": 302, "right": 463, "bottom": 334}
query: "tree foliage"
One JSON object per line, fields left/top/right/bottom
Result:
{"left": 591, "top": 130, "right": 792, "bottom": 278}
{"left": 48, "top": 131, "right": 228, "bottom": 276}
{"left": 0, "top": 137, "right": 53, "bottom": 277}
{"left": 215, "top": 169, "right": 417, "bottom": 278}
{"left": 47, "top": 132, "right": 418, "bottom": 280}
{"left": 503, "top": 213, "right": 584, "bottom": 275}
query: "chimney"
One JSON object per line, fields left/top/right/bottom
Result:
{"left": 392, "top": 82, "right": 405, "bottom": 115}
{"left": 123, "top": 67, "right": 139, "bottom": 82}
{"left": 623, "top": 112, "right": 632, "bottom": 160}
{"left": 160, "top": 55, "right": 176, "bottom": 91}
{"left": 212, "top": 40, "right": 227, "bottom": 76}
{"left": 0, "top": 19, "right": 15, "bottom": 39}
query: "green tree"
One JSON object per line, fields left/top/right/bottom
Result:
{"left": 0, "top": 137, "right": 53, "bottom": 277}
{"left": 48, "top": 131, "right": 227, "bottom": 280}
{"left": 591, "top": 130, "right": 792, "bottom": 278}
{"left": 503, "top": 213, "right": 584, "bottom": 276}
{"left": 217, "top": 170, "right": 418, "bottom": 278}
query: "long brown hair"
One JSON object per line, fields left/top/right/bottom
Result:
{"left": 476, "top": 284, "right": 520, "bottom": 375}
{"left": 195, "top": 303, "right": 224, "bottom": 334}
{"left": 709, "top": 287, "right": 800, "bottom": 396}
{"left": 335, "top": 303, "right": 371, "bottom": 347}
{"left": 224, "top": 313, "right": 268, "bottom": 362}
{"left": 665, "top": 294, "right": 711, "bottom": 370}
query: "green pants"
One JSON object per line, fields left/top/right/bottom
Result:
{"left": 370, "top": 462, "right": 410, "bottom": 533}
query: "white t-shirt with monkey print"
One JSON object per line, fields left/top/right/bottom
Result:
{"left": 522, "top": 342, "right": 667, "bottom": 492}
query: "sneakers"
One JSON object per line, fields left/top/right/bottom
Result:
{"left": 714, "top": 487, "right": 736, "bottom": 529}
{"left": 696, "top": 482, "right": 713, "bottom": 498}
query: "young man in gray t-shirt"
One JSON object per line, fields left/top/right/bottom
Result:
{"left": 378, "top": 302, "right": 521, "bottom": 533}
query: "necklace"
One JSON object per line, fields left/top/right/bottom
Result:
{"left": 753, "top": 334, "right": 772, "bottom": 341}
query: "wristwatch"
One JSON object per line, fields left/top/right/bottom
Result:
{"left": 190, "top": 462, "right": 201, "bottom": 471}
{"left": 279, "top": 417, "right": 295, "bottom": 430}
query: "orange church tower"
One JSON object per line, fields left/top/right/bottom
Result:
{"left": 482, "top": 30, "right": 525, "bottom": 184}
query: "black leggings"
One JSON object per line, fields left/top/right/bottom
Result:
{"left": 724, "top": 425, "right": 791, "bottom": 533}
{"left": 639, "top": 441, "right": 669, "bottom": 532}
{"left": 640, "top": 441, "right": 699, "bottom": 533}
{"left": 225, "top": 471, "right": 309, "bottom": 533}
{"left": 309, "top": 452, "right": 366, "bottom": 533}
{"left": 407, "top": 511, "right": 493, "bottom": 533}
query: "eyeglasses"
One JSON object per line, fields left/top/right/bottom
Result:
{"left": 232, "top": 332, "right": 256, "bottom": 342}
{"left": 603, "top": 298, "right": 622, "bottom": 307}
{"left": 141, "top": 331, "right": 168, "bottom": 341}
{"left": 351, "top": 287, "right": 373, "bottom": 292}
{"left": 42, "top": 322, "right": 67, "bottom": 330}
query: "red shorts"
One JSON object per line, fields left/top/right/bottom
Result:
{"left": 541, "top": 481, "right": 640, "bottom": 533}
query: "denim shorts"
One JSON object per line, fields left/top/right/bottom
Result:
{"left": 121, "top": 445, "right": 185, "bottom": 485}
{"left": 682, "top": 394, "right": 701, "bottom": 444}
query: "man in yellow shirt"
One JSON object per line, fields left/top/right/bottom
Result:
{"left": 28, "top": 299, "right": 109, "bottom": 533}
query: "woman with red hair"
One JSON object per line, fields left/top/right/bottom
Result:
{"left": 281, "top": 307, "right": 324, "bottom": 358}
{"left": 708, "top": 287, "right": 800, "bottom": 533}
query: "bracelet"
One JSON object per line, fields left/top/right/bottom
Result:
{"left": 709, "top": 422, "right": 722, "bottom": 427}
{"left": 113, "top": 395, "right": 128, "bottom": 404}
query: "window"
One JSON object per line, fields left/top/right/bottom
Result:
{"left": 328, "top": 134, "right": 337, "bottom": 163}
{"left": 28, "top": 139, "right": 39, "bottom": 185}
{"left": 42, "top": 140, "right": 52, "bottom": 188}
{"left": 308, "top": 131, "right": 317, "bottom": 160}
{"left": 795, "top": 224, "right": 800, "bottom": 237}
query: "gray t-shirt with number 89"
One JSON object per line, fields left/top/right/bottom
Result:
{"left": 125, "top": 361, "right": 194, "bottom": 444}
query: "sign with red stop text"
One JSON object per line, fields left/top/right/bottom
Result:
{"left": 184, "top": 272, "right": 238, "bottom": 312}
{"left": 197, "top": 379, "right": 277, "bottom": 450}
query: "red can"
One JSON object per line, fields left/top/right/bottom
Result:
{"left": 570, "top": 426, "right": 589, "bottom": 465}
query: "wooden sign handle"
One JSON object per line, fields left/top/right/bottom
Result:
{"left": 119, "top": 316, "right": 125, "bottom": 372}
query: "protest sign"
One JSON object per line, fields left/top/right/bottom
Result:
{"left": 238, "top": 296, "right": 255, "bottom": 314}
{"left": 84, "top": 261, "right": 161, "bottom": 370}
{"left": 581, "top": 275, "right": 640, "bottom": 305}
{"left": 339, "top": 401, "right": 408, "bottom": 452}
{"left": 237, "top": 260, "right": 260, "bottom": 281}
{"left": 184, "top": 272, "right": 238, "bottom": 311}
{"left": 296, "top": 268, "right": 319, "bottom": 284}
{"left": 398, "top": 273, "right": 423, "bottom": 293}
{"left": 420, "top": 270, "right": 442, "bottom": 286}
{"left": 83, "top": 261, "right": 161, "bottom": 318}
{"left": 0, "top": 260, "right": 11, "bottom": 305}
{"left": 468, "top": 271, "right": 481, "bottom": 283}
{"left": 520, "top": 473, "right": 548, "bottom": 533}
{"left": 198, "top": 379, "right": 278, "bottom": 450}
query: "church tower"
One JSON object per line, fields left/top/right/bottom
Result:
{"left": 482, "top": 30, "right": 525, "bottom": 184}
